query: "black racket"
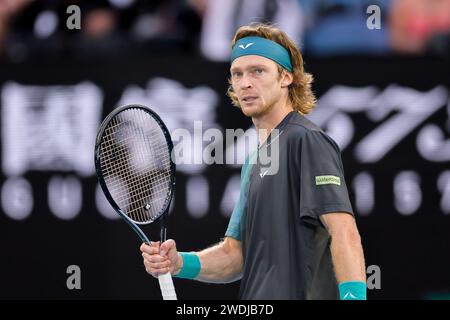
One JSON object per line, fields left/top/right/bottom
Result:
{"left": 95, "top": 104, "right": 177, "bottom": 300}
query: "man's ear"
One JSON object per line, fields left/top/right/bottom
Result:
{"left": 280, "top": 71, "right": 293, "bottom": 88}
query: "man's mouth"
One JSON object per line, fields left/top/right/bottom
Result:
{"left": 242, "top": 96, "right": 258, "bottom": 102}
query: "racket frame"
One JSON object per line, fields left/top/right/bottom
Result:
{"left": 94, "top": 104, "right": 176, "bottom": 243}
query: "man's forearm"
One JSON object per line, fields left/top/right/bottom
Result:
{"left": 197, "top": 241, "right": 243, "bottom": 283}
{"left": 330, "top": 230, "right": 366, "bottom": 283}
{"left": 175, "top": 238, "right": 243, "bottom": 284}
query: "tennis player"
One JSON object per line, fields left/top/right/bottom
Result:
{"left": 141, "top": 23, "right": 367, "bottom": 300}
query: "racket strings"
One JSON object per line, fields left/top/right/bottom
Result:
{"left": 124, "top": 115, "right": 172, "bottom": 222}
{"left": 119, "top": 112, "right": 171, "bottom": 222}
{"left": 99, "top": 108, "right": 173, "bottom": 223}
{"left": 101, "top": 155, "right": 171, "bottom": 204}
{"left": 107, "top": 114, "right": 170, "bottom": 222}
{"left": 105, "top": 173, "right": 171, "bottom": 208}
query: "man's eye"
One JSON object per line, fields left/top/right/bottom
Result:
{"left": 232, "top": 72, "right": 242, "bottom": 77}
{"left": 255, "top": 69, "right": 263, "bottom": 74}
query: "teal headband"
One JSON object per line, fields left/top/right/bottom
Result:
{"left": 230, "top": 36, "right": 293, "bottom": 72}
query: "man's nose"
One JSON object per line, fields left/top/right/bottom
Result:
{"left": 240, "top": 73, "right": 253, "bottom": 89}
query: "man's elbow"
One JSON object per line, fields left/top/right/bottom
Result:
{"left": 221, "top": 237, "right": 244, "bottom": 281}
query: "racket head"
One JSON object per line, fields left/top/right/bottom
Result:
{"left": 95, "top": 104, "right": 176, "bottom": 225}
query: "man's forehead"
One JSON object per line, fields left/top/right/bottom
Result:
{"left": 230, "top": 55, "right": 277, "bottom": 70}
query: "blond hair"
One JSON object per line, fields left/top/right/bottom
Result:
{"left": 227, "top": 23, "right": 316, "bottom": 115}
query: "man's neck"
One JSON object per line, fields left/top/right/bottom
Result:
{"left": 252, "top": 102, "right": 294, "bottom": 146}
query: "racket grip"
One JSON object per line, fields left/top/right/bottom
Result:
{"left": 158, "top": 272, "right": 177, "bottom": 300}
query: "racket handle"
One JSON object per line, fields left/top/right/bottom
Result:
{"left": 158, "top": 272, "right": 177, "bottom": 300}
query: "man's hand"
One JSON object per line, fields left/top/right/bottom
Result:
{"left": 140, "top": 239, "right": 182, "bottom": 278}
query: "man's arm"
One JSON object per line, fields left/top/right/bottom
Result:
{"left": 190, "top": 237, "right": 243, "bottom": 283}
{"left": 320, "top": 212, "right": 366, "bottom": 283}
{"left": 140, "top": 236, "right": 243, "bottom": 284}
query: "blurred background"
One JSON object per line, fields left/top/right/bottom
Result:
{"left": 0, "top": 0, "right": 449, "bottom": 300}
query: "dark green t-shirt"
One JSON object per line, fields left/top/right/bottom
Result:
{"left": 225, "top": 111, "right": 354, "bottom": 300}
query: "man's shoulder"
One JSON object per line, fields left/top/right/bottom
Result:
{"left": 284, "top": 112, "right": 324, "bottom": 137}
{"left": 284, "top": 112, "right": 340, "bottom": 151}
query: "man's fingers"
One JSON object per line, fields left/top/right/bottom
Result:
{"left": 140, "top": 243, "right": 161, "bottom": 255}
{"left": 140, "top": 243, "right": 149, "bottom": 253}
{"left": 141, "top": 240, "right": 174, "bottom": 277}
{"left": 141, "top": 240, "right": 175, "bottom": 256}
{"left": 160, "top": 239, "right": 176, "bottom": 256}
{"left": 142, "top": 252, "right": 169, "bottom": 263}
{"left": 143, "top": 257, "right": 171, "bottom": 269}
{"left": 143, "top": 260, "right": 170, "bottom": 277}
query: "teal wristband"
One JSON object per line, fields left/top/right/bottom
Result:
{"left": 175, "top": 252, "right": 201, "bottom": 280}
{"left": 339, "top": 281, "right": 367, "bottom": 300}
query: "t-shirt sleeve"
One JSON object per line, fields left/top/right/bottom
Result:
{"left": 299, "top": 130, "right": 354, "bottom": 225}
{"left": 224, "top": 159, "right": 250, "bottom": 241}
{"left": 225, "top": 151, "right": 257, "bottom": 240}
{"left": 225, "top": 196, "right": 242, "bottom": 241}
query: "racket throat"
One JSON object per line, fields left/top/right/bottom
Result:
{"left": 160, "top": 219, "right": 167, "bottom": 242}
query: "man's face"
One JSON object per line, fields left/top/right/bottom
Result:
{"left": 230, "top": 55, "right": 285, "bottom": 118}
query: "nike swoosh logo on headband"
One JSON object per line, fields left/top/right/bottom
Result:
{"left": 239, "top": 43, "right": 254, "bottom": 49}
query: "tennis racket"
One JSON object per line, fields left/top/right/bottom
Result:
{"left": 95, "top": 104, "right": 177, "bottom": 300}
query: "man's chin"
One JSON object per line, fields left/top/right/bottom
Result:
{"left": 241, "top": 105, "right": 262, "bottom": 117}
